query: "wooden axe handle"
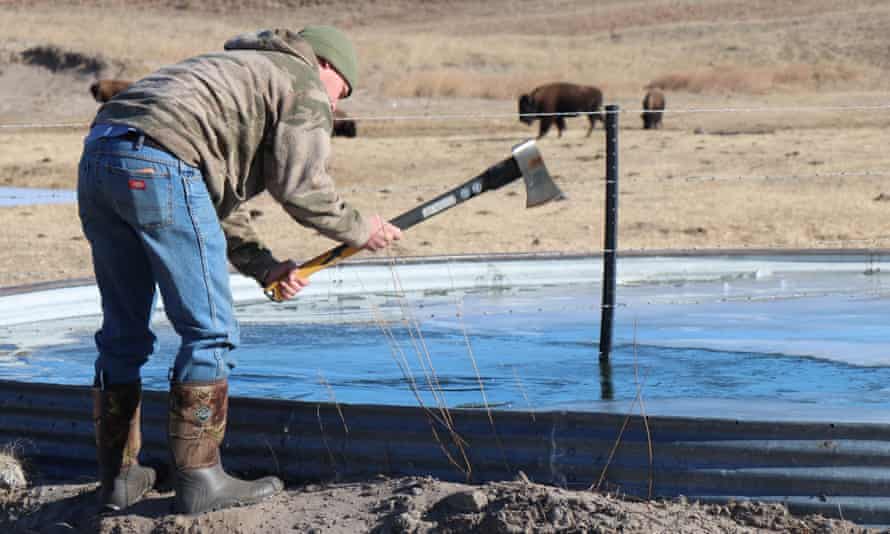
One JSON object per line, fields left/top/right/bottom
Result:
{"left": 263, "top": 156, "right": 522, "bottom": 302}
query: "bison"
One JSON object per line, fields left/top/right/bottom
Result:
{"left": 332, "top": 109, "right": 357, "bottom": 138}
{"left": 89, "top": 79, "right": 132, "bottom": 103}
{"left": 641, "top": 89, "right": 666, "bottom": 130}
{"left": 518, "top": 82, "right": 603, "bottom": 138}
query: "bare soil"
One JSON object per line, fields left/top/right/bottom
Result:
{"left": 0, "top": 468, "right": 881, "bottom": 533}
{"left": 2, "top": 1, "right": 890, "bottom": 532}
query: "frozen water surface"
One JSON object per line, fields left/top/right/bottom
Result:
{"left": 2, "top": 256, "right": 889, "bottom": 420}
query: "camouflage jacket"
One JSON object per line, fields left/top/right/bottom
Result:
{"left": 93, "top": 29, "right": 371, "bottom": 284}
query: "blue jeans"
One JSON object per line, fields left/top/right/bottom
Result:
{"left": 77, "top": 128, "right": 239, "bottom": 386}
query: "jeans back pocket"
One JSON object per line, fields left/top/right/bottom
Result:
{"left": 104, "top": 159, "right": 174, "bottom": 229}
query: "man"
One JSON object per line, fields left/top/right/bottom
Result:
{"left": 77, "top": 26, "right": 401, "bottom": 514}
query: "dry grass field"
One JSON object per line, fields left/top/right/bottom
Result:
{"left": 1, "top": 0, "right": 889, "bottom": 287}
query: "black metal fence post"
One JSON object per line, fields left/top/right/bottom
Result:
{"left": 598, "top": 105, "right": 619, "bottom": 373}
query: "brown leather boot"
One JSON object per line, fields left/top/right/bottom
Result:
{"left": 93, "top": 381, "right": 157, "bottom": 510}
{"left": 168, "top": 379, "right": 283, "bottom": 514}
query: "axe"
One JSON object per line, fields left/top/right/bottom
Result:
{"left": 264, "top": 139, "right": 564, "bottom": 301}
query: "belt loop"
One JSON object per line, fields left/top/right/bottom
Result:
{"left": 179, "top": 159, "right": 194, "bottom": 178}
{"left": 134, "top": 133, "right": 145, "bottom": 151}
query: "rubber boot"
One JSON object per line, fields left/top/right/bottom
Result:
{"left": 93, "top": 381, "right": 157, "bottom": 511}
{"left": 168, "top": 379, "right": 283, "bottom": 514}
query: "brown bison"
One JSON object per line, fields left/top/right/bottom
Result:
{"left": 332, "top": 109, "right": 357, "bottom": 138}
{"left": 518, "top": 82, "right": 603, "bottom": 138}
{"left": 89, "top": 79, "right": 132, "bottom": 103}
{"left": 641, "top": 89, "right": 666, "bottom": 129}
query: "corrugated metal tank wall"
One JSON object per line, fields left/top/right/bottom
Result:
{"left": 2, "top": 379, "right": 889, "bottom": 525}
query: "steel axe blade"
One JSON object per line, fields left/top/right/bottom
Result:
{"left": 512, "top": 139, "right": 566, "bottom": 208}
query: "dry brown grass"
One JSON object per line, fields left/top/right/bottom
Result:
{"left": 2, "top": 0, "right": 889, "bottom": 100}
{"left": 382, "top": 71, "right": 541, "bottom": 100}
{"left": 1, "top": 0, "right": 890, "bottom": 287}
{"left": 648, "top": 63, "right": 862, "bottom": 94}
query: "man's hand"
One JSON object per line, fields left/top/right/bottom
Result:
{"left": 363, "top": 215, "right": 402, "bottom": 251}
{"left": 264, "top": 260, "right": 309, "bottom": 301}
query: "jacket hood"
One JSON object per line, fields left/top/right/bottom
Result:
{"left": 223, "top": 29, "right": 318, "bottom": 67}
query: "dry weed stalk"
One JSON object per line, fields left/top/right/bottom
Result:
{"left": 591, "top": 321, "right": 654, "bottom": 498}
{"left": 511, "top": 365, "right": 537, "bottom": 422}
{"left": 316, "top": 404, "right": 338, "bottom": 471}
{"left": 357, "top": 258, "right": 473, "bottom": 479}
{"left": 262, "top": 435, "right": 282, "bottom": 478}
{"left": 318, "top": 371, "right": 349, "bottom": 434}
{"left": 398, "top": 306, "right": 454, "bottom": 416}
{"left": 454, "top": 298, "right": 512, "bottom": 473}
{"left": 633, "top": 326, "right": 655, "bottom": 499}
{"left": 370, "top": 298, "right": 462, "bottom": 440}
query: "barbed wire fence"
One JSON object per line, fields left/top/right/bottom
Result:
{"left": 4, "top": 102, "right": 890, "bottom": 129}
{"left": 3, "top": 102, "right": 890, "bottom": 294}
{"left": 2, "top": 102, "right": 890, "bottom": 256}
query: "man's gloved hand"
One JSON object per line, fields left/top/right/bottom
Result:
{"left": 263, "top": 260, "right": 309, "bottom": 301}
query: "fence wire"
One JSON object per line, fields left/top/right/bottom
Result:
{"left": 2, "top": 102, "right": 890, "bottom": 130}
{"left": 1, "top": 101, "right": 889, "bottom": 253}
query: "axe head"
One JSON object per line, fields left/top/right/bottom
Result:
{"left": 512, "top": 139, "right": 566, "bottom": 208}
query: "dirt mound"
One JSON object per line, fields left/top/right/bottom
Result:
{"left": 411, "top": 475, "right": 870, "bottom": 534}
{"left": 0, "top": 471, "right": 882, "bottom": 534}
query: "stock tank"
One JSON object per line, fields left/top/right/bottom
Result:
{"left": 2, "top": 251, "right": 890, "bottom": 525}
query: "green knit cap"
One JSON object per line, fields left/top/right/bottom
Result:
{"left": 298, "top": 25, "right": 358, "bottom": 98}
